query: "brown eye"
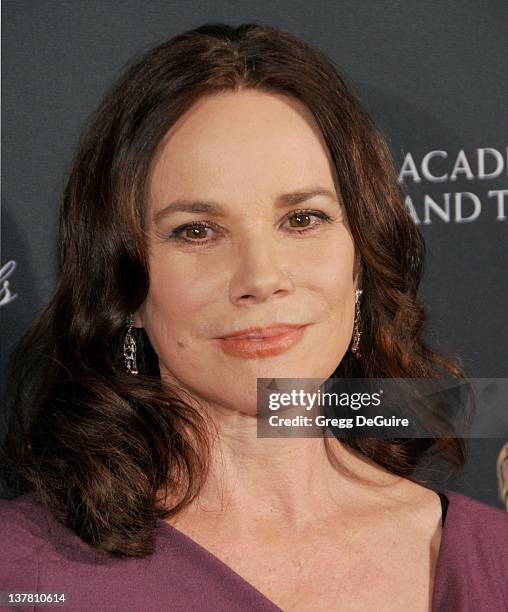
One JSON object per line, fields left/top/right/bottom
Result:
{"left": 288, "top": 213, "right": 312, "bottom": 228}
{"left": 170, "top": 221, "right": 221, "bottom": 246}
{"left": 282, "top": 210, "right": 334, "bottom": 234}
{"left": 185, "top": 226, "right": 209, "bottom": 239}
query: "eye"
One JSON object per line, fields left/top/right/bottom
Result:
{"left": 283, "top": 209, "right": 333, "bottom": 233}
{"left": 169, "top": 222, "right": 219, "bottom": 244}
{"left": 288, "top": 212, "right": 312, "bottom": 228}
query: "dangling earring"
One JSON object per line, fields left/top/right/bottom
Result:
{"left": 123, "top": 314, "right": 139, "bottom": 375}
{"left": 350, "top": 289, "right": 363, "bottom": 359}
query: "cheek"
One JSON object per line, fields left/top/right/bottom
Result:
{"left": 303, "top": 235, "right": 356, "bottom": 343}
{"left": 303, "top": 232, "right": 356, "bottom": 302}
{"left": 140, "top": 254, "right": 217, "bottom": 363}
{"left": 145, "top": 253, "right": 215, "bottom": 323}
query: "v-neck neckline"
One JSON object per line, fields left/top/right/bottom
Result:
{"left": 156, "top": 490, "right": 454, "bottom": 612}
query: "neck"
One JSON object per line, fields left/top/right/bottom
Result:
{"left": 166, "top": 405, "right": 405, "bottom": 529}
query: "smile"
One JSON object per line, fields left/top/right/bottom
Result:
{"left": 216, "top": 325, "right": 308, "bottom": 359}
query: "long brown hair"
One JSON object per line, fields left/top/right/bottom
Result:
{"left": 1, "top": 22, "right": 468, "bottom": 557}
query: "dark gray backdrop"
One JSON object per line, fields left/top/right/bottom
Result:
{"left": 2, "top": 0, "right": 507, "bottom": 507}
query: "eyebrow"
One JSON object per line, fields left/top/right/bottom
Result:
{"left": 152, "top": 187, "right": 340, "bottom": 226}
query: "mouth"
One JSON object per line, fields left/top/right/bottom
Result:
{"left": 216, "top": 324, "right": 309, "bottom": 358}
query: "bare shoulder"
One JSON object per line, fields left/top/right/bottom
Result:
{"left": 345, "top": 468, "right": 443, "bottom": 523}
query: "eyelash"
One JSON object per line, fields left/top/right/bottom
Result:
{"left": 168, "top": 209, "right": 334, "bottom": 247}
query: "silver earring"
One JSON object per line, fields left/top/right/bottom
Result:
{"left": 123, "top": 314, "right": 139, "bottom": 375}
{"left": 350, "top": 289, "right": 363, "bottom": 359}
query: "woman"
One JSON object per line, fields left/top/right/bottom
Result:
{"left": 1, "top": 22, "right": 506, "bottom": 612}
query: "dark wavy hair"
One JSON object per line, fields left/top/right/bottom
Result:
{"left": 1, "top": 22, "right": 469, "bottom": 557}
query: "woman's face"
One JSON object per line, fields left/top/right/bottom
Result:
{"left": 135, "top": 90, "right": 360, "bottom": 415}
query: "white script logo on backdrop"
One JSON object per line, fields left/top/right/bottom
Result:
{"left": 398, "top": 147, "right": 507, "bottom": 224}
{"left": 0, "top": 260, "right": 18, "bottom": 307}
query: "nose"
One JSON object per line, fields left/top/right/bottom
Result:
{"left": 229, "top": 235, "right": 294, "bottom": 305}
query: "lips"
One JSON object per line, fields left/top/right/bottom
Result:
{"left": 219, "top": 324, "right": 306, "bottom": 340}
{"left": 216, "top": 324, "right": 308, "bottom": 358}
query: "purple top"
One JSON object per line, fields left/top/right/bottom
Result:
{"left": 0, "top": 490, "right": 507, "bottom": 611}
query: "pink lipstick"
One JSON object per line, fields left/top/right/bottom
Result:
{"left": 217, "top": 324, "right": 308, "bottom": 358}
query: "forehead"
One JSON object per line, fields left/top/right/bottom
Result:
{"left": 148, "top": 90, "right": 336, "bottom": 208}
